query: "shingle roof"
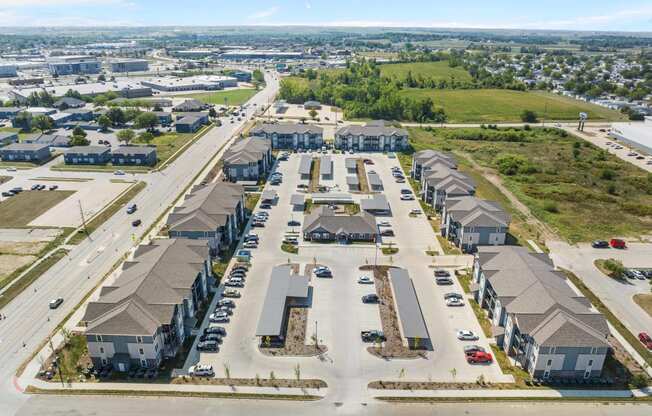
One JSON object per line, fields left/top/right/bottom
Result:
{"left": 445, "top": 196, "right": 510, "bottom": 227}
{"left": 251, "top": 122, "right": 323, "bottom": 136}
{"left": 360, "top": 194, "right": 390, "bottom": 212}
{"left": 173, "top": 99, "right": 207, "bottom": 112}
{"left": 112, "top": 146, "right": 156, "bottom": 157}
{"left": 66, "top": 145, "right": 109, "bottom": 155}
{"left": 336, "top": 121, "right": 407, "bottom": 137}
{"left": 223, "top": 137, "right": 271, "bottom": 166}
{"left": 303, "top": 205, "right": 377, "bottom": 236}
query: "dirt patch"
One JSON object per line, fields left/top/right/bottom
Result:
{"left": 360, "top": 265, "right": 426, "bottom": 360}
{"left": 633, "top": 294, "right": 652, "bottom": 318}
{"left": 0, "top": 190, "right": 75, "bottom": 227}
{"left": 355, "top": 159, "right": 370, "bottom": 193}
{"left": 173, "top": 377, "right": 327, "bottom": 389}
{"left": 309, "top": 158, "right": 320, "bottom": 193}
{"left": 260, "top": 307, "right": 328, "bottom": 357}
{"left": 0, "top": 241, "right": 48, "bottom": 256}
{"left": 0, "top": 254, "right": 36, "bottom": 281}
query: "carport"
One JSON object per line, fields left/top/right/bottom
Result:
{"left": 388, "top": 268, "right": 431, "bottom": 350}
{"left": 360, "top": 194, "right": 390, "bottom": 215}
{"left": 290, "top": 194, "right": 305, "bottom": 211}
{"left": 368, "top": 172, "right": 383, "bottom": 191}
{"left": 298, "top": 155, "right": 312, "bottom": 179}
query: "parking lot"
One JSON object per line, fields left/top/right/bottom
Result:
{"left": 186, "top": 151, "right": 513, "bottom": 390}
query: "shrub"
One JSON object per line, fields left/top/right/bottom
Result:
{"left": 520, "top": 110, "right": 538, "bottom": 123}
{"left": 602, "top": 258, "right": 625, "bottom": 278}
{"left": 543, "top": 201, "right": 559, "bottom": 213}
{"left": 600, "top": 169, "right": 616, "bottom": 180}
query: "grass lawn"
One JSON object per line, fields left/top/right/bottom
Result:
{"left": 633, "top": 294, "right": 652, "bottom": 318}
{"left": 406, "top": 127, "right": 652, "bottom": 243}
{"left": 399, "top": 89, "right": 625, "bottom": 123}
{"left": 180, "top": 88, "right": 257, "bottom": 106}
{"left": 0, "top": 190, "right": 75, "bottom": 227}
{"left": 380, "top": 61, "right": 473, "bottom": 83}
{"left": 133, "top": 131, "right": 196, "bottom": 166}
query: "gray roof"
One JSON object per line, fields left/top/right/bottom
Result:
{"left": 298, "top": 155, "right": 312, "bottom": 175}
{"left": 112, "top": 146, "right": 156, "bottom": 157}
{"left": 424, "top": 165, "right": 475, "bottom": 192}
{"left": 66, "top": 145, "right": 109, "bottom": 155}
{"left": 477, "top": 246, "right": 609, "bottom": 348}
{"left": 261, "top": 190, "right": 277, "bottom": 202}
{"left": 176, "top": 115, "right": 202, "bottom": 125}
{"left": 0, "top": 143, "right": 49, "bottom": 152}
{"left": 336, "top": 121, "right": 408, "bottom": 138}
{"left": 82, "top": 239, "right": 209, "bottom": 336}
{"left": 413, "top": 149, "right": 457, "bottom": 167}
{"left": 360, "top": 194, "right": 390, "bottom": 212}
{"left": 367, "top": 172, "right": 382, "bottom": 187}
{"left": 54, "top": 96, "right": 86, "bottom": 107}
{"left": 290, "top": 194, "right": 305, "bottom": 205}
{"left": 345, "top": 158, "right": 357, "bottom": 169}
{"left": 223, "top": 137, "right": 271, "bottom": 166}
{"left": 0, "top": 132, "right": 18, "bottom": 140}
{"left": 255, "top": 265, "right": 310, "bottom": 337}
{"left": 166, "top": 182, "right": 244, "bottom": 233}
{"left": 251, "top": 122, "right": 323, "bottom": 136}
{"left": 389, "top": 268, "right": 430, "bottom": 340}
{"left": 303, "top": 205, "right": 377, "bottom": 236}
{"left": 173, "top": 99, "right": 207, "bottom": 112}
{"left": 319, "top": 156, "right": 332, "bottom": 176}
{"left": 445, "top": 196, "right": 510, "bottom": 228}
{"left": 346, "top": 175, "right": 359, "bottom": 185}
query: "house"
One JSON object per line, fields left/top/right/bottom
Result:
{"left": 0, "top": 143, "right": 51, "bottom": 162}
{"left": 64, "top": 146, "right": 111, "bottom": 165}
{"left": 303, "top": 205, "right": 377, "bottom": 242}
{"left": 0, "top": 132, "right": 18, "bottom": 147}
{"left": 153, "top": 111, "right": 173, "bottom": 126}
{"left": 53, "top": 96, "right": 86, "bottom": 109}
{"left": 320, "top": 156, "right": 332, "bottom": 180}
{"left": 111, "top": 146, "right": 157, "bottom": 166}
{"left": 298, "top": 155, "right": 312, "bottom": 179}
{"left": 81, "top": 239, "right": 212, "bottom": 371}
{"left": 173, "top": 99, "right": 209, "bottom": 112}
{"left": 50, "top": 112, "right": 74, "bottom": 127}
{"left": 222, "top": 137, "right": 272, "bottom": 182}
{"left": 250, "top": 123, "right": 324, "bottom": 149}
{"left": 441, "top": 196, "right": 510, "bottom": 253}
{"left": 166, "top": 182, "right": 245, "bottom": 256}
{"left": 62, "top": 108, "right": 95, "bottom": 121}
{"left": 389, "top": 268, "right": 431, "bottom": 350}
{"left": 360, "top": 194, "right": 391, "bottom": 215}
{"left": 0, "top": 107, "right": 23, "bottom": 120}
{"left": 421, "top": 164, "right": 476, "bottom": 211}
{"left": 335, "top": 120, "right": 408, "bottom": 152}
{"left": 24, "top": 133, "right": 70, "bottom": 148}
{"left": 255, "top": 265, "right": 311, "bottom": 345}
{"left": 473, "top": 246, "right": 610, "bottom": 380}
{"left": 411, "top": 149, "right": 457, "bottom": 180}
{"left": 175, "top": 115, "right": 206, "bottom": 133}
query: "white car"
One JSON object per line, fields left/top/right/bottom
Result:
{"left": 209, "top": 312, "right": 229, "bottom": 323}
{"left": 358, "top": 276, "right": 373, "bottom": 284}
{"left": 114, "top": 170, "right": 125, "bottom": 175}
{"left": 400, "top": 194, "right": 415, "bottom": 201}
{"left": 410, "top": 209, "right": 421, "bottom": 215}
{"left": 243, "top": 241, "right": 258, "bottom": 249}
{"left": 457, "top": 330, "right": 479, "bottom": 341}
{"left": 5, "top": 166, "right": 16, "bottom": 172}
{"left": 188, "top": 364, "right": 214, "bottom": 377}
{"left": 378, "top": 221, "right": 391, "bottom": 227}
{"left": 446, "top": 298, "right": 465, "bottom": 307}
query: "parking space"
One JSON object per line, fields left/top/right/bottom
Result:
{"left": 187, "top": 151, "right": 513, "bottom": 386}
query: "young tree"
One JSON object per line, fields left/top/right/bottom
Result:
{"left": 137, "top": 131, "right": 154, "bottom": 144}
{"left": 70, "top": 135, "right": 90, "bottom": 146}
{"left": 106, "top": 107, "right": 126, "bottom": 126}
{"left": 520, "top": 110, "right": 538, "bottom": 123}
{"left": 97, "top": 115, "right": 112, "bottom": 131}
{"left": 134, "top": 112, "right": 159, "bottom": 131}
{"left": 116, "top": 129, "right": 135, "bottom": 145}
{"left": 308, "top": 109, "right": 318, "bottom": 119}
{"left": 208, "top": 107, "right": 217, "bottom": 119}
{"left": 72, "top": 126, "right": 87, "bottom": 138}
{"left": 12, "top": 111, "right": 32, "bottom": 132}
{"left": 33, "top": 115, "right": 53, "bottom": 133}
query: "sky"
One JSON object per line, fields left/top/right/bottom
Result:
{"left": 0, "top": 0, "right": 651, "bottom": 31}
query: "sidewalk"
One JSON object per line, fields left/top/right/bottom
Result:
{"left": 369, "top": 387, "right": 642, "bottom": 399}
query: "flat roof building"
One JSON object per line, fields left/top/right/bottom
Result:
{"left": 298, "top": 155, "right": 312, "bottom": 178}
{"left": 48, "top": 55, "right": 101, "bottom": 76}
{"left": 360, "top": 194, "right": 390, "bottom": 215}
{"left": 609, "top": 117, "right": 652, "bottom": 155}
{"left": 109, "top": 59, "right": 149, "bottom": 73}
{"left": 389, "top": 268, "right": 431, "bottom": 349}
{"left": 319, "top": 156, "right": 332, "bottom": 179}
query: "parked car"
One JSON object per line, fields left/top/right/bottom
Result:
{"left": 243, "top": 241, "right": 258, "bottom": 249}
{"left": 252, "top": 221, "right": 265, "bottom": 227}
{"left": 48, "top": 185, "right": 58, "bottom": 191}
{"left": 444, "top": 292, "right": 463, "bottom": 300}
{"left": 199, "top": 333, "right": 222, "bottom": 343}
{"left": 204, "top": 326, "right": 226, "bottom": 336}
{"left": 217, "top": 299, "right": 235, "bottom": 308}
{"left": 188, "top": 364, "right": 214, "bottom": 376}
{"left": 283, "top": 236, "right": 299, "bottom": 245}
{"left": 436, "top": 276, "right": 454, "bottom": 285}
{"left": 222, "top": 289, "right": 241, "bottom": 298}
{"left": 358, "top": 276, "right": 373, "bottom": 284}
{"left": 410, "top": 208, "right": 421, "bottom": 215}
{"left": 244, "top": 233, "right": 259, "bottom": 242}
{"left": 114, "top": 170, "right": 125, "bottom": 176}
{"left": 49, "top": 297, "right": 64, "bottom": 309}
{"left": 378, "top": 221, "right": 391, "bottom": 227}
{"left": 463, "top": 345, "right": 486, "bottom": 355}
{"left": 126, "top": 204, "right": 137, "bottom": 214}
{"left": 400, "top": 194, "right": 415, "bottom": 201}
{"left": 214, "top": 306, "right": 233, "bottom": 315}
{"left": 395, "top": 177, "right": 406, "bottom": 183}
{"left": 638, "top": 332, "right": 652, "bottom": 349}
{"left": 224, "top": 280, "right": 244, "bottom": 288}
{"left": 446, "top": 298, "right": 465, "bottom": 307}
{"left": 380, "top": 229, "right": 394, "bottom": 237}
{"left": 467, "top": 351, "right": 493, "bottom": 364}
{"left": 1, "top": 192, "right": 12, "bottom": 197}
{"left": 288, "top": 220, "right": 301, "bottom": 227}
{"left": 591, "top": 240, "right": 609, "bottom": 248}
{"left": 361, "top": 330, "right": 386, "bottom": 342}
{"left": 196, "top": 340, "right": 219, "bottom": 352}
{"left": 362, "top": 294, "right": 380, "bottom": 304}
{"left": 434, "top": 269, "right": 451, "bottom": 278}
{"left": 610, "top": 238, "right": 626, "bottom": 249}
{"left": 457, "top": 330, "right": 479, "bottom": 341}
{"left": 209, "top": 312, "right": 229, "bottom": 323}
{"left": 260, "top": 203, "right": 272, "bottom": 209}
{"left": 131, "top": 219, "right": 142, "bottom": 227}
{"left": 400, "top": 189, "right": 412, "bottom": 195}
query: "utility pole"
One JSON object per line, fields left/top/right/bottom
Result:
{"left": 78, "top": 199, "right": 89, "bottom": 241}
{"left": 314, "top": 320, "right": 318, "bottom": 349}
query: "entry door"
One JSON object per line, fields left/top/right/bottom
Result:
{"left": 543, "top": 369, "right": 550, "bottom": 379}
{"left": 118, "top": 363, "right": 125, "bottom": 372}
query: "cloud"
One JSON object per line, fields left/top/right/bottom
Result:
{"left": 248, "top": 6, "right": 279, "bottom": 20}
{"left": 305, "top": 1, "right": 312, "bottom": 9}
{"left": 0, "top": 0, "right": 124, "bottom": 5}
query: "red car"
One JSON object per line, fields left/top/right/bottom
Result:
{"left": 466, "top": 351, "right": 493, "bottom": 364}
{"left": 610, "top": 238, "right": 626, "bottom": 249}
{"left": 639, "top": 332, "right": 652, "bottom": 350}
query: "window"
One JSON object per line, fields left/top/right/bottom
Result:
{"left": 95, "top": 335, "right": 103, "bottom": 342}
{"left": 136, "top": 336, "right": 143, "bottom": 343}
{"left": 101, "top": 358, "right": 108, "bottom": 365}
{"left": 99, "top": 347, "right": 104, "bottom": 354}
{"left": 588, "top": 360, "right": 593, "bottom": 367}
{"left": 546, "top": 359, "right": 552, "bottom": 367}
{"left": 139, "top": 348, "right": 144, "bottom": 355}
{"left": 154, "top": 343, "right": 158, "bottom": 352}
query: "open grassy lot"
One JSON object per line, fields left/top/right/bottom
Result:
{"left": 380, "top": 61, "right": 473, "bottom": 83}
{"left": 0, "top": 190, "right": 75, "bottom": 227}
{"left": 399, "top": 89, "right": 625, "bottom": 123}
{"left": 633, "top": 294, "right": 652, "bottom": 318}
{"left": 180, "top": 88, "right": 257, "bottom": 106}
{"left": 132, "top": 131, "right": 196, "bottom": 165}
{"left": 406, "top": 127, "right": 652, "bottom": 243}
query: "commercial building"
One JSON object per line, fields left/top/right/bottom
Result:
{"left": 219, "top": 50, "right": 304, "bottom": 60}
{"left": 229, "top": 70, "right": 252, "bottom": 82}
{"left": 303, "top": 206, "right": 377, "bottom": 242}
{"left": 166, "top": 182, "right": 245, "bottom": 256}
{"left": 152, "top": 112, "right": 173, "bottom": 125}
{"left": 250, "top": 123, "right": 324, "bottom": 150}
{"left": 81, "top": 239, "right": 212, "bottom": 371}
{"left": 64, "top": 146, "right": 111, "bottom": 165}
{"left": 222, "top": 137, "right": 273, "bottom": 181}
{"left": 0, "top": 63, "right": 18, "bottom": 77}
{"left": 608, "top": 117, "right": 652, "bottom": 155}
{"left": 47, "top": 55, "right": 101, "bottom": 76}
{"left": 109, "top": 59, "right": 149, "bottom": 73}
{"left": 441, "top": 196, "right": 510, "bottom": 253}
{"left": 388, "top": 268, "right": 431, "bottom": 350}
{"left": 175, "top": 115, "right": 206, "bottom": 133}
{"left": 142, "top": 75, "right": 238, "bottom": 92}
{"left": 53, "top": 97, "right": 86, "bottom": 109}
{"left": 10, "top": 80, "right": 151, "bottom": 103}
{"left": 335, "top": 120, "right": 408, "bottom": 152}
{"left": 0, "top": 143, "right": 51, "bottom": 162}
{"left": 62, "top": 108, "right": 95, "bottom": 122}
{"left": 111, "top": 146, "right": 157, "bottom": 166}
{"left": 473, "top": 246, "right": 610, "bottom": 380}
{"left": 255, "top": 265, "right": 311, "bottom": 345}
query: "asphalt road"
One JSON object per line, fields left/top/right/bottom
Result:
{"left": 0, "top": 73, "right": 278, "bottom": 416}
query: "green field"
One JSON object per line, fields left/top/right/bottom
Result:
{"left": 406, "top": 127, "right": 652, "bottom": 243}
{"left": 399, "top": 89, "right": 626, "bottom": 123}
{"left": 180, "top": 88, "right": 257, "bottom": 106}
{"left": 380, "top": 61, "right": 473, "bottom": 83}
{"left": 0, "top": 190, "right": 75, "bottom": 227}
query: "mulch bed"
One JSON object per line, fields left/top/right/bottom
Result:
{"left": 260, "top": 308, "right": 328, "bottom": 357}
{"left": 173, "top": 376, "right": 327, "bottom": 389}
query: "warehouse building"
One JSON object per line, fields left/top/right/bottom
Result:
{"left": 109, "top": 59, "right": 149, "bottom": 73}
{"left": 47, "top": 55, "right": 101, "bottom": 76}
{"left": 609, "top": 117, "right": 652, "bottom": 155}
